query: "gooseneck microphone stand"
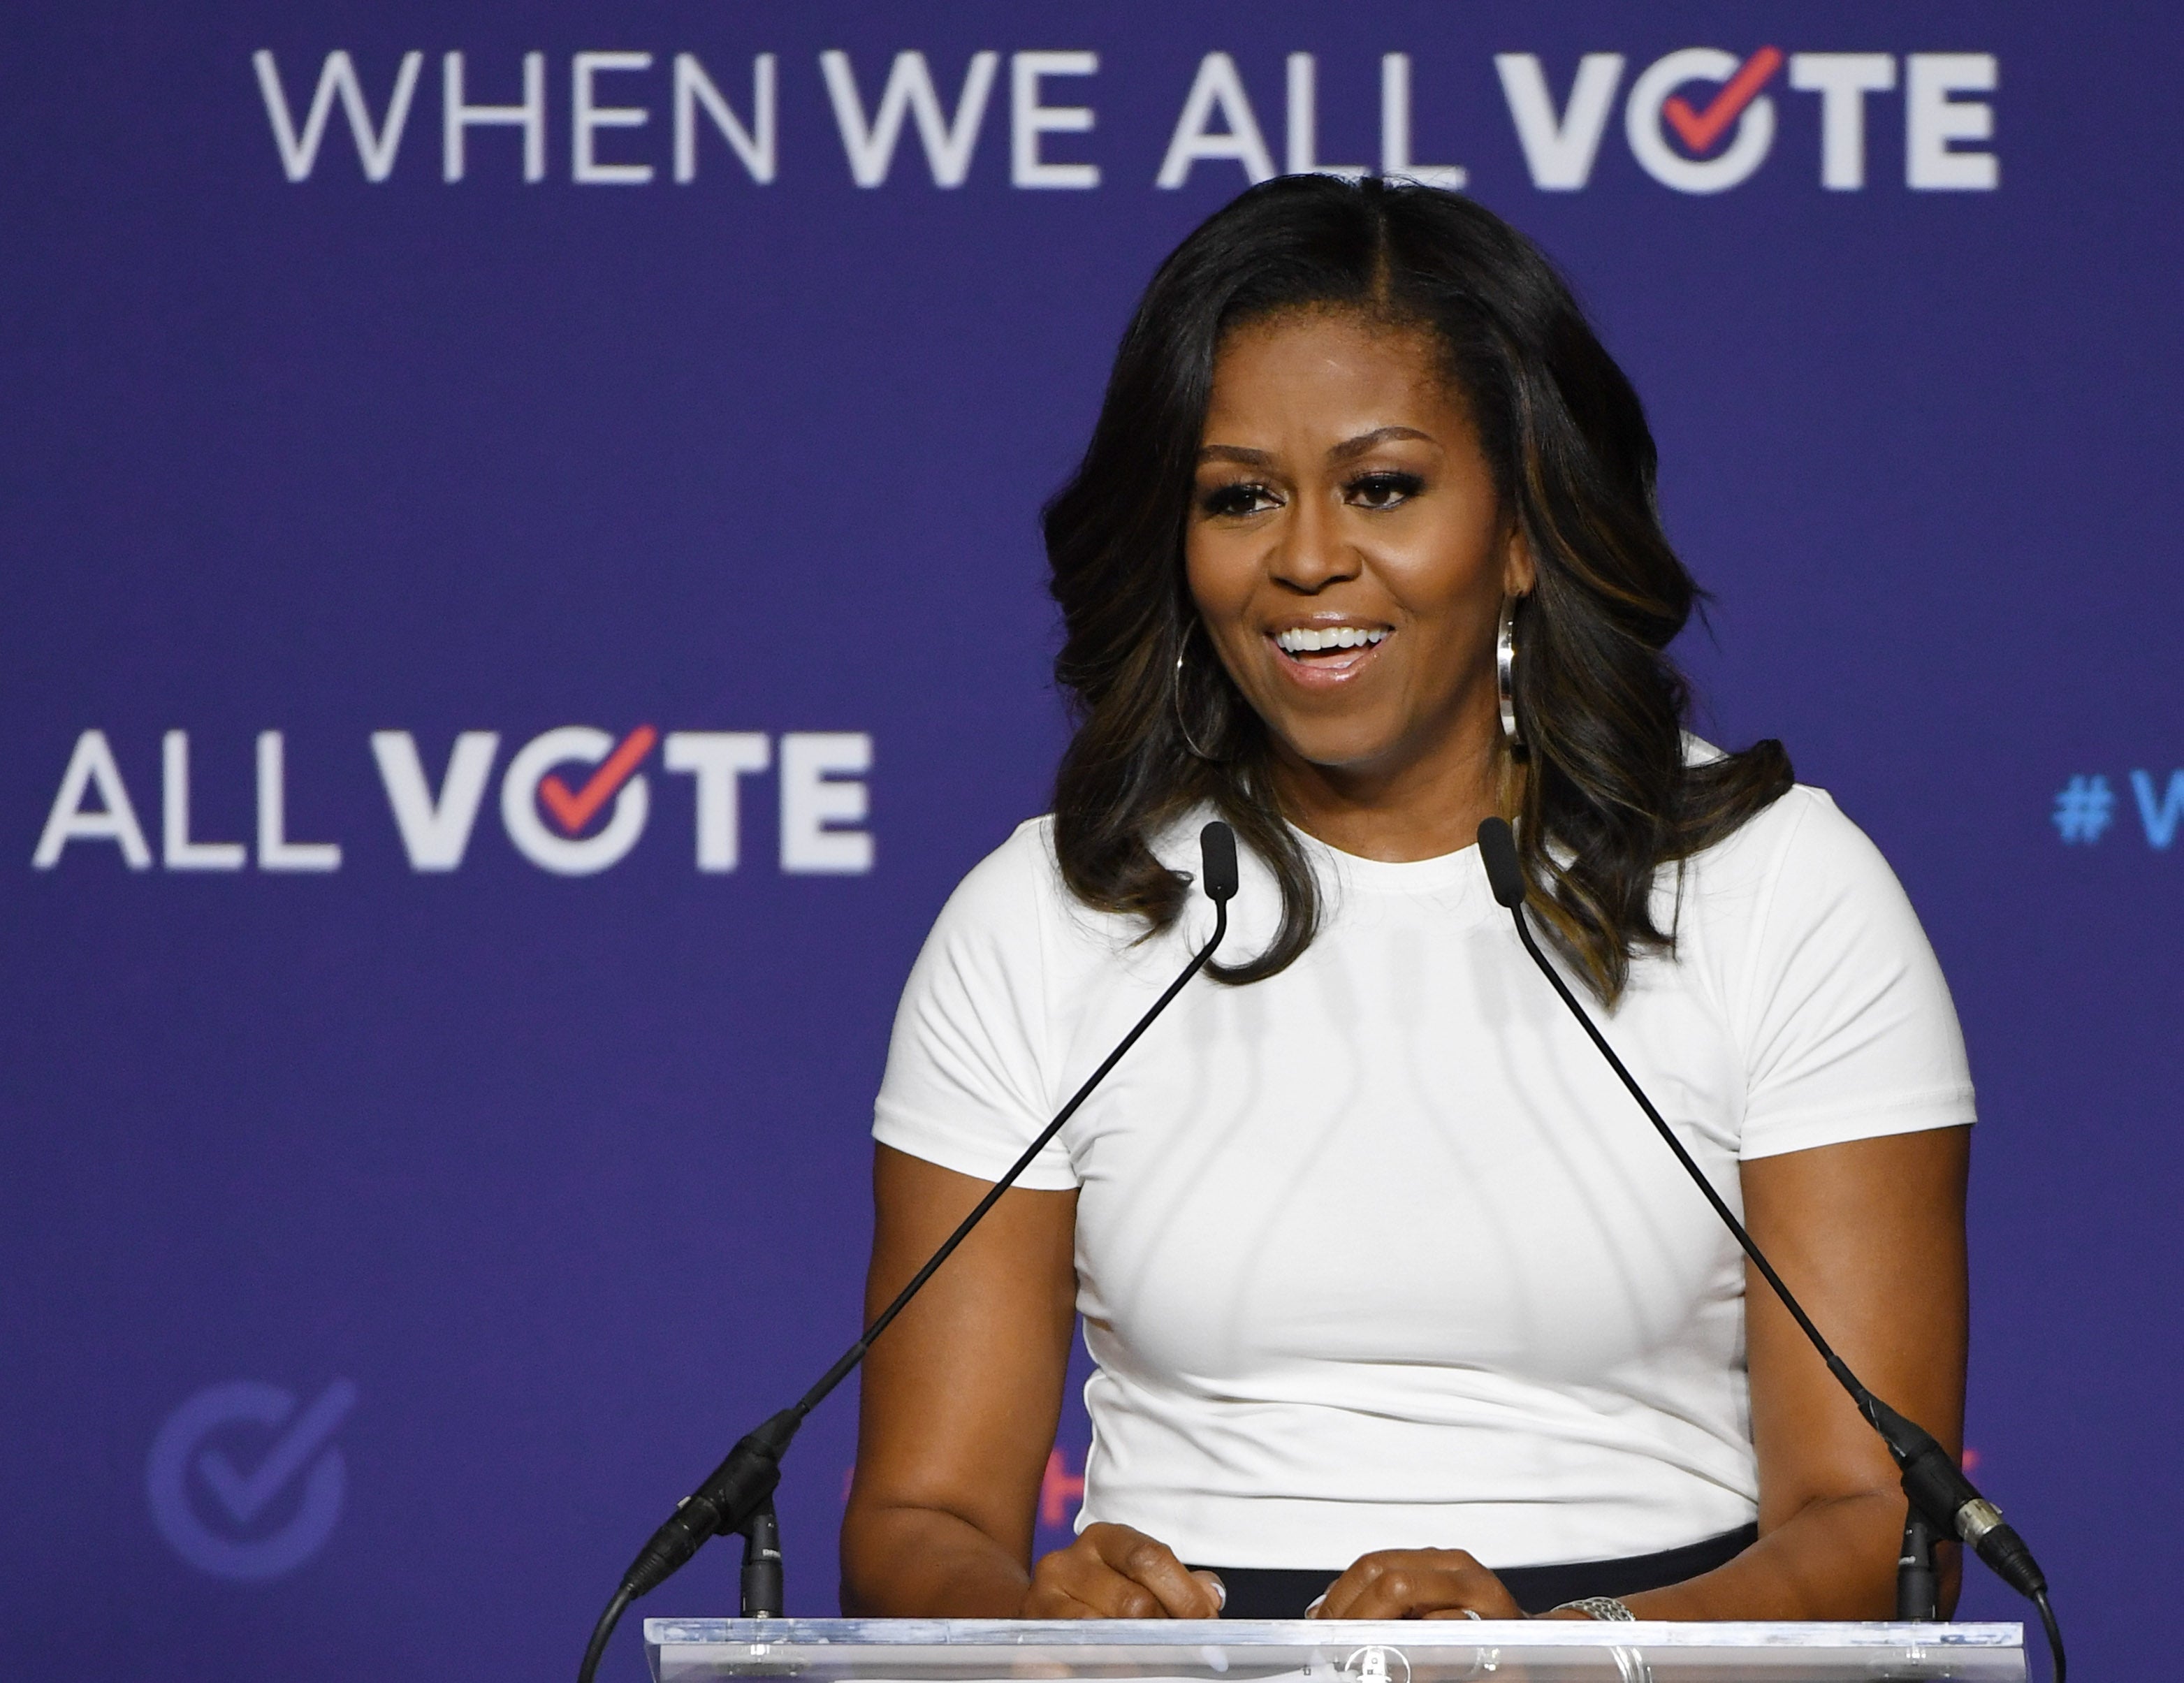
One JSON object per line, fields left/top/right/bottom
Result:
{"left": 576, "top": 823, "right": 1239, "bottom": 1683}
{"left": 1475, "top": 818, "right": 2064, "bottom": 1682}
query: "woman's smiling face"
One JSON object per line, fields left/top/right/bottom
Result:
{"left": 1185, "top": 309, "right": 1534, "bottom": 800}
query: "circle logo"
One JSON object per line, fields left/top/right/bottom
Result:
{"left": 1341, "top": 1647, "right": 1413, "bottom": 1683}
{"left": 500, "top": 726, "right": 653, "bottom": 875}
{"left": 146, "top": 1378, "right": 357, "bottom": 1581}
{"left": 1626, "top": 48, "right": 1777, "bottom": 193}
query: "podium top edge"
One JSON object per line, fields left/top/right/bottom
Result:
{"left": 643, "top": 1617, "right": 2023, "bottom": 1649}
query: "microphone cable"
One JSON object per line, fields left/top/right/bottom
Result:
{"left": 576, "top": 822, "right": 1239, "bottom": 1683}
{"left": 1476, "top": 817, "right": 2062, "bottom": 1682}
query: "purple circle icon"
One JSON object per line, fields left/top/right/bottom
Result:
{"left": 147, "top": 1379, "right": 357, "bottom": 1582}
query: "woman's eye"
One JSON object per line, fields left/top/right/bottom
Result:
{"left": 1348, "top": 470, "right": 1424, "bottom": 509}
{"left": 1200, "top": 481, "right": 1280, "bottom": 518}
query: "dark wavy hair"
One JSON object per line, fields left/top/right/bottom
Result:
{"left": 1043, "top": 175, "right": 1791, "bottom": 1003}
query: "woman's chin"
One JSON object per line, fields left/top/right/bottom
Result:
{"left": 1267, "top": 721, "right": 1417, "bottom": 778}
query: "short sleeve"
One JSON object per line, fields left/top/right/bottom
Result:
{"left": 1731, "top": 791, "right": 1976, "bottom": 1160}
{"left": 871, "top": 822, "right": 1079, "bottom": 1190}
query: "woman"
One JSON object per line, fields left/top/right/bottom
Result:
{"left": 840, "top": 175, "right": 1972, "bottom": 1623}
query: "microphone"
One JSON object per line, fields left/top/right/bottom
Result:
{"left": 577, "top": 822, "right": 1241, "bottom": 1683}
{"left": 1476, "top": 817, "right": 2062, "bottom": 1677}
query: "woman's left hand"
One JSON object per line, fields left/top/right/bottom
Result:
{"left": 1309, "top": 1549, "right": 1529, "bottom": 1620}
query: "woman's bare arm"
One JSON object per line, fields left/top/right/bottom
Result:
{"left": 840, "top": 1147, "right": 1225, "bottom": 1618}
{"left": 1626, "top": 1125, "right": 1971, "bottom": 1618}
{"left": 838, "top": 1146, "right": 1079, "bottom": 1614}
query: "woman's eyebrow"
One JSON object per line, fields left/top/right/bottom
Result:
{"left": 1198, "top": 427, "right": 1432, "bottom": 467}
{"left": 1328, "top": 425, "right": 1432, "bottom": 462}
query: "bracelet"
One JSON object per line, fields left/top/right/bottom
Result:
{"left": 1552, "top": 1596, "right": 1636, "bottom": 1622}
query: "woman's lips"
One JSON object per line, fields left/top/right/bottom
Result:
{"left": 1265, "top": 630, "right": 1388, "bottom": 688}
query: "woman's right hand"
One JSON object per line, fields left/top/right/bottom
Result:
{"left": 1024, "top": 1523, "right": 1225, "bottom": 1618}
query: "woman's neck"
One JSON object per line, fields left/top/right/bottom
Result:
{"left": 1269, "top": 720, "right": 1512, "bottom": 864}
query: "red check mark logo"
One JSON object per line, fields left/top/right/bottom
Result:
{"left": 539, "top": 725, "right": 657, "bottom": 835}
{"left": 1663, "top": 47, "right": 1783, "bottom": 154}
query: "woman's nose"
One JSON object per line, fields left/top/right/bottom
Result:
{"left": 1268, "top": 493, "right": 1360, "bottom": 592}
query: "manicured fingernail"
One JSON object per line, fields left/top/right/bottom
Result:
{"left": 1209, "top": 1575, "right": 1226, "bottom": 1611}
{"left": 1306, "top": 1594, "right": 1327, "bottom": 1617}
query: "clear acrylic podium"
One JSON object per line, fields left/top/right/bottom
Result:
{"left": 645, "top": 1619, "right": 2025, "bottom": 1682}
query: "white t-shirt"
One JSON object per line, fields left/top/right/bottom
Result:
{"left": 871, "top": 783, "right": 1974, "bottom": 1571}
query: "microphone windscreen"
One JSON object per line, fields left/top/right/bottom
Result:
{"left": 1477, "top": 817, "right": 1527, "bottom": 908}
{"left": 1198, "top": 821, "right": 1239, "bottom": 903}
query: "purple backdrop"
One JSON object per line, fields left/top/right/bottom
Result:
{"left": 3, "top": 3, "right": 2176, "bottom": 1678}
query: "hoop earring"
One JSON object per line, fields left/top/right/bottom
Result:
{"left": 1173, "top": 625, "right": 1228, "bottom": 762}
{"left": 1497, "top": 596, "right": 1524, "bottom": 752}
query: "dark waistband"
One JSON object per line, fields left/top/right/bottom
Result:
{"left": 1193, "top": 1523, "right": 1759, "bottom": 1619}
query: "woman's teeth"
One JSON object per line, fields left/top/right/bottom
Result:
{"left": 1274, "top": 626, "right": 1389, "bottom": 655}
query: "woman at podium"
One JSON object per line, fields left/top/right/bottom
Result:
{"left": 840, "top": 177, "right": 1972, "bottom": 1624}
